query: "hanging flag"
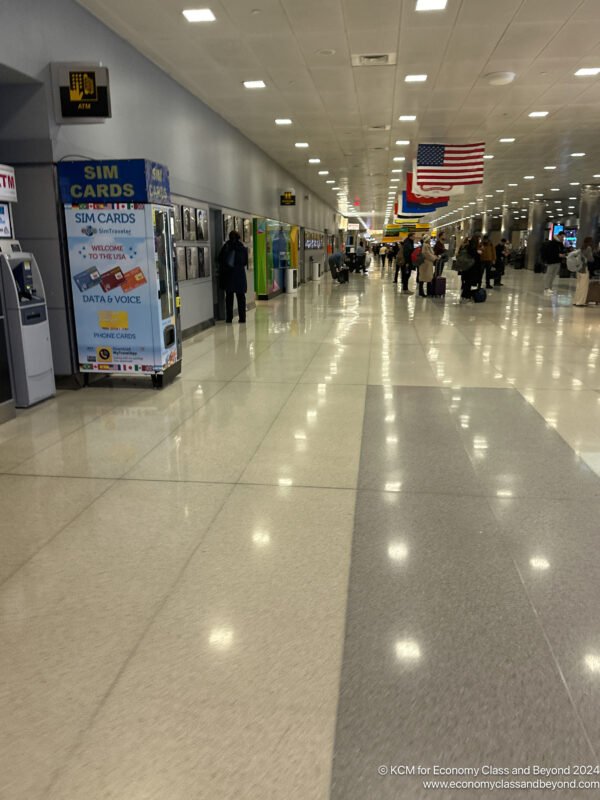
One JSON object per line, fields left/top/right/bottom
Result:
{"left": 415, "top": 142, "right": 485, "bottom": 192}
{"left": 406, "top": 172, "right": 449, "bottom": 204}
{"left": 401, "top": 192, "right": 447, "bottom": 215}
{"left": 412, "top": 161, "right": 465, "bottom": 196}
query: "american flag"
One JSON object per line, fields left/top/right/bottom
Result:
{"left": 415, "top": 142, "right": 485, "bottom": 191}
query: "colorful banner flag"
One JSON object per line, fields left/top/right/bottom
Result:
{"left": 401, "top": 192, "right": 448, "bottom": 215}
{"left": 406, "top": 172, "right": 449, "bottom": 204}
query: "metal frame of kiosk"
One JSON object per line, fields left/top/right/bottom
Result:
{"left": 0, "top": 164, "right": 55, "bottom": 413}
{"left": 57, "top": 159, "right": 182, "bottom": 388}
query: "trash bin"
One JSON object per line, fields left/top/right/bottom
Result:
{"left": 285, "top": 268, "right": 298, "bottom": 293}
{"left": 312, "top": 260, "right": 322, "bottom": 281}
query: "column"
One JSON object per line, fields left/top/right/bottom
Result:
{"left": 577, "top": 184, "right": 600, "bottom": 247}
{"left": 482, "top": 211, "right": 492, "bottom": 237}
{"left": 501, "top": 207, "right": 512, "bottom": 242}
{"left": 526, "top": 199, "right": 546, "bottom": 271}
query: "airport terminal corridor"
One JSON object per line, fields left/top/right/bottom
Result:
{"left": 2, "top": 266, "right": 600, "bottom": 799}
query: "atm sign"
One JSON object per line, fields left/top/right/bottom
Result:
{"left": 0, "top": 165, "right": 17, "bottom": 203}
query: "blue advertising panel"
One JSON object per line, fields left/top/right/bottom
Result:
{"left": 63, "top": 202, "right": 177, "bottom": 374}
{"left": 57, "top": 160, "right": 171, "bottom": 205}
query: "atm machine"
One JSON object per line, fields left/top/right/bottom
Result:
{"left": 0, "top": 164, "right": 55, "bottom": 411}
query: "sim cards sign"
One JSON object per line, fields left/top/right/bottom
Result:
{"left": 51, "top": 63, "right": 111, "bottom": 123}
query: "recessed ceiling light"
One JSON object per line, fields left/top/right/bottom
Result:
{"left": 571, "top": 152, "right": 586, "bottom": 157}
{"left": 550, "top": 187, "right": 560, "bottom": 191}
{"left": 496, "top": 189, "right": 504, "bottom": 193}
{"left": 570, "top": 181, "right": 580, "bottom": 185}
{"left": 508, "top": 183, "right": 518, "bottom": 186}
{"left": 395, "top": 140, "right": 410, "bottom": 146}
{"left": 405, "top": 74, "right": 428, "bottom": 82}
{"left": 593, "top": 174, "right": 600, "bottom": 178}
{"left": 416, "top": 0, "right": 447, "bottom": 9}
{"left": 182, "top": 8, "right": 216, "bottom": 22}
{"left": 331, "top": 186, "right": 340, "bottom": 190}
{"left": 393, "top": 156, "right": 406, "bottom": 162}
{"left": 295, "top": 142, "right": 309, "bottom": 148}
{"left": 528, "top": 111, "right": 548, "bottom": 118}
{"left": 485, "top": 194, "right": 493, "bottom": 198}
{"left": 535, "top": 193, "right": 544, "bottom": 197}
{"left": 308, "top": 158, "right": 321, "bottom": 164}
{"left": 318, "top": 171, "right": 329, "bottom": 175}
{"left": 243, "top": 80, "right": 266, "bottom": 89}
{"left": 575, "top": 67, "right": 600, "bottom": 76}
{"left": 544, "top": 166, "right": 556, "bottom": 170}
{"left": 523, "top": 175, "right": 535, "bottom": 179}
{"left": 399, "top": 115, "right": 416, "bottom": 121}
{"left": 483, "top": 155, "right": 494, "bottom": 160}
{"left": 317, "top": 48, "right": 336, "bottom": 56}
{"left": 499, "top": 138, "right": 515, "bottom": 143}
{"left": 326, "top": 180, "right": 335, "bottom": 184}
{"left": 391, "top": 169, "right": 403, "bottom": 173}
{"left": 569, "top": 196, "right": 577, "bottom": 199}
{"left": 275, "top": 118, "right": 292, "bottom": 125}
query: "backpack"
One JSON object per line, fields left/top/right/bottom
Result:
{"left": 473, "top": 287, "right": 487, "bottom": 303}
{"left": 411, "top": 247, "right": 424, "bottom": 267}
{"left": 455, "top": 248, "right": 474, "bottom": 273}
{"left": 566, "top": 250, "right": 583, "bottom": 273}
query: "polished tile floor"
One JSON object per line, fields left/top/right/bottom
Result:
{"left": 2, "top": 264, "right": 600, "bottom": 799}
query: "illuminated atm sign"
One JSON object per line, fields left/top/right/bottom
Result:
{"left": 0, "top": 165, "right": 17, "bottom": 203}
{"left": 52, "top": 63, "right": 111, "bottom": 122}
{"left": 57, "top": 160, "right": 171, "bottom": 205}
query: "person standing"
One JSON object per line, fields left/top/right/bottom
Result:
{"left": 356, "top": 239, "right": 366, "bottom": 273}
{"left": 433, "top": 231, "right": 447, "bottom": 275}
{"left": 418, "top": 234, "right": 436, "bottom": 297}
{"left": 573, "top": 236, "right": 594, "bottom": 306}
{"left": 399, "top": 232, "right": 416, "bottom": 291}
{"left": 480, "top": 235, "right": 496, "bottom": 289}
{"left": 542, "top": 231, "right": 565, "bottom": 293}
{"left": 460, "top": 235, "right": 482, "bottom": 301}
{"left": 218, "top": 230, "right": 248, "bottom": 323}
{"left": 494, "top": 238, "right": 508, "bottom": 287}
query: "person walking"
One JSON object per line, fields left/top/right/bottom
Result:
{"left": 418, "top": 234, "right": 436, "bottom": 297}
{"left": 542, "top": 231, "right": 565, "bottom": 293}
{"left": 480, "top": 235, "right": 496, "bottom": 289}
{"left": 379, "top": 243, "right": 387, "bottom": 267}
{"left": 218, "top": 230, "right": 248, "bottom": 323}
{"left": 573, "top": 236, "right": 594, "bottom": 306}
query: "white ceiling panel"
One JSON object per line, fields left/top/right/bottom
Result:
{"left": 75, "top": 0, "right": 600, "bottom": 221}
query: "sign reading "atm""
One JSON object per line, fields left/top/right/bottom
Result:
{"left": 0, "top": 165, "right": 17, "bottom": 203}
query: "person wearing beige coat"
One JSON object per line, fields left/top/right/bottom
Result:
{"left": 418, "top": 235, "right": 436, "bottom": 297}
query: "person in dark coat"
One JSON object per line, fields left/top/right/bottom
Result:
{"left": 218, "top": 231, "right": 248, "bottom": 323}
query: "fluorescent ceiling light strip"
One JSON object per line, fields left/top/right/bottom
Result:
{"left": 183, "top": 8, "right": 216, "bottom": 22}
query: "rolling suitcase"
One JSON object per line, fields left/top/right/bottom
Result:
{"left": 431, "top": 276, "right": 446, "bottom": 297}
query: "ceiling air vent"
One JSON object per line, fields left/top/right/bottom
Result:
{"left": 351, "top": 53, "right": 397, "bottom": 67}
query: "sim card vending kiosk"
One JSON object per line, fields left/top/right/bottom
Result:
{"left": 58, "top": 160, "right": 182, "bottom": 387}
{"left": 0, "top": 164, "right": 55, "bottom": 411}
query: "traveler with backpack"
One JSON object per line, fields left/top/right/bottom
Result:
{"left": 541, "top": 231, "right": 565, "bottom": 293}
{"left": 457, "top": 235, "right": 483, "bottom": 302}
{"left": 572, "top": 236, "right": 594, "bottom": 306}
{"left": 417, "top": 234, "right": 436, "bottom": 297}
{"left": 218, "top": 230, "right": 248, "bottom": 323}
{"left": 480, "top": 235, "right": 496, "bottom": 290}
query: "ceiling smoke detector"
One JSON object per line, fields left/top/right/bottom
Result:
{"left": 484, "top": 71, "right": 516, "bottom": 86}
{"left": 351, "top": 53, "right": 397, "bottom": 67}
